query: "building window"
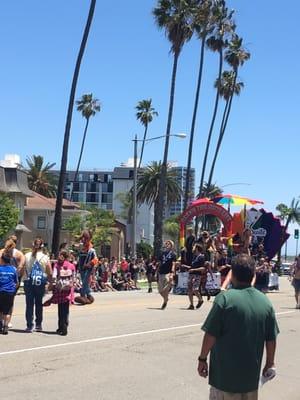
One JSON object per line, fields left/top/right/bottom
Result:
{"left": 37, "top": 216, "right": 46, "bottom": 229}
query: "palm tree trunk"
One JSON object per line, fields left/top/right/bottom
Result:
{"left": 184, "top": 36, "right": 206, "bottom": 210}
{"left": 198, "top": 49, "right": 223, "bottom": 198}
{"left": 70, "top": 118, "right": 90, "bottom": 201}
{"left": 52, "top": 0, "right": 96, "bottom": 257}
{"left": 138, "top": 124, "right": 148, "bottom": 169}
{"left": 207, "top": 70, "right": 237, "bottom": 188}
{"left": 206, "top": 98, "right": 229, "bottom": 187}
{"left": 154, "top": 52, "right": 179, "bottom": 259}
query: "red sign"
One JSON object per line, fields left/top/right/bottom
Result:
{"left": 180, "top": 201, "right": 233, "bottom": 232}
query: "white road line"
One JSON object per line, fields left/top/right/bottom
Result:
{"left": 0, "top": 310, "right": 295, "bottom": 357}
{"left": 0, "top": 323, "right": 202, "bottom": 357}
{"left": 276, "top": 310, "right": 296, "bottom": 316}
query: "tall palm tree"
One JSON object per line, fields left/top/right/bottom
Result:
{"left": 153, "top": 0, "right": 196, "bottom": 256}
{"left": 137, "top": 161, "right": 182, "bottom": 258}
{"left": 206, "top": 70, "right": 244, "bottom": 187}
{"left": 135, "top": 99, "right": 158, "bottom": 168}
{"left": 70, "top": 93, "right": 101, "bottom": 200}
{"left": 198, "top": 0, "right": 235, "bottom": 198}
{"left": 52, "top": 0, "right": 97, "bottom": 257}
{"left": 206, "top": 34, "right": 250, "bottom": 188}
{"left": 184, "top": 0, "right": 214, "bottom": 209}
{"left": 25, "top": 155, "right": 57, "bottom": 197}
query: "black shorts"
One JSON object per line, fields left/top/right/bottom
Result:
{"left": 0, "top": 292, "right": 15, "bottom": 315}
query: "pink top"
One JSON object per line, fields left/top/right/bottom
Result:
{"left": 51, "top": 260, "right": 76, "bottom": 304}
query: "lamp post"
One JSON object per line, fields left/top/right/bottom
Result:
{"left": 131, "top": 133, "right": 186, "bottom": 259}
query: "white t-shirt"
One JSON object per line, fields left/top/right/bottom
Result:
{"left": 24, "top": 251, "right": 49, "bottom": 279}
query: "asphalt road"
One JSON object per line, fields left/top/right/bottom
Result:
{"left": 0, "top": 277, "right": 298, "bottom": 400}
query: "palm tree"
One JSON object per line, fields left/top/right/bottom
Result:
{"left": 24, "top": 155, "right": 57, "bottom": 197}
{"left": 206, "top": 70, "right": 244, "bottom": 187}
{"left": 52, "top": 0, "right": 97, "bottom": 257}
{"left": 70, "top": 93, "right": 101, "bottom": 200}
{"left": 153, "top": 0, "right": 195, "bottom": 256}
{"left": 206, "top": 34, "right": 250, "bottom": 188}
{"left": 282, "top": 198, "right": 300, "bottom": 231}
{"left": 137, "top": 161, "right": 182, "bottom": 258}
{"left": 135, "top": 99, "right": 158, "bottom": 169}
{"left": 184, "top": 0, "right": 214, "bottom": 209}
{"left": 201, "top": 181, "right": 223, "bottom": 199}
{"left": 276, "top": 199, "right": 300, "bottom": 261}
{"left": 198, "top": 0, "right": 235, "bottom": 198}
{"left": 195, "top": 181, "right": 223, "bottom": 233}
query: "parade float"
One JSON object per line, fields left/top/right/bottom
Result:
{"left": 179, "top": 194, "right": 289, "bottom": 260}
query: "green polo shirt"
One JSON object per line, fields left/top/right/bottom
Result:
{"left": 202, "top": 286, "right": 279, "bottom": 393}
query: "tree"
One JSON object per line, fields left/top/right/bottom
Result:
{"left": 206, "top": 34, "right": 250, "bottom": 188}
{"left": 70, "top": 93, "right": 101, "bottom": 200}
{"left": 52, "top": 0, "right": 97, "bottom": 257}
{"left": 153, "top": 0, "right": 195, "bottom": 256}
{"left": 114, "top": 191, "right": 133, "bottom": 223}
{"left": 135, "top": 99, "right": 158, "bottom": 168}
{"left": 206, "top": 70, "right": 244, "bottom": 187}
{"left": 276, "top": 199, "right": 300, "bottom": 261}
{"left": 281, "top": 199, "right": 300, "bottom": 231}
{"left": 136, "top": 161, "right": 182, "bottom": 258}
{"left": 86, "top": 207, "right": 115, "bottom": 250}
{"left": 24, "top": 155, "right": 57, "bottom": 197}
{"left": 136, "top": 241, "right": 153, "bottom": 259}
{"left": 163, "top": 214, "right": 180, "bottom": 251}
{"left": 184, "top": 0, "right": 214, "bottom": 209}
{"left": 0, "top": 193, "right": 19, "bottom": 242}
{"left": 63, "top": 214, "right": 85, "bottom": 239}
{"left": 196, "top": 182, "right": 223, "bottom": 232}
{"left": 198, "top": 0, "right": 235, "bottom": 197}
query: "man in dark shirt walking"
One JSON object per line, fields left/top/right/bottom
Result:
{"left": 157, "top": 240, "right": 176, "bottom": 310}
{"left": 197, "top": 254, "right": 279, "bottom": 400}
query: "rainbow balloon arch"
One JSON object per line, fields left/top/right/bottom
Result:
{"left": 179, "top": 196, "right": 289, "bottom": 260}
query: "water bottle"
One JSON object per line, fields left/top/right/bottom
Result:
{"left": 260, "top": 367, "right": 276, "bottom": 386}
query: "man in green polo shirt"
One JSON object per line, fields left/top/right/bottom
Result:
{"left": 197, "top": 254, "right": 279, "bottom": 400}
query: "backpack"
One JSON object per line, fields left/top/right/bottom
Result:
{"left": 56, "top": 268, "right": 73, "bottom": 291}
{"left": 29, "top": 258, "right": 47, "bottom": 286}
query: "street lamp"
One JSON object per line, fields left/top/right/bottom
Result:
{"left": 131, "top": 133, "right": 186, "bottom": 259}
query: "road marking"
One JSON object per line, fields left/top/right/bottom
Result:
{"left": 0, "top": 309, "right": 295, "bottom": 357}
{"left": 276, "top": 310, "right": 296, "bottom": 316}
{"left": 0, "top": 323, "right": 202, "bottom": 357}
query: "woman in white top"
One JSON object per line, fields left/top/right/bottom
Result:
{"left": 23, "top": 237, "right": 52, "bottom": 332}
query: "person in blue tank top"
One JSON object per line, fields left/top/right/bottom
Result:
{"left": 0, "top": 239, "right": 18, "bottom": 335}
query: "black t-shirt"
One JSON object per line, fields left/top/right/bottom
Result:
{"left": 159, "top": 250, "right": 177, "bottom": 274}
{"left": 190, "top": 254, "right": 205, "bottom": 275}
{"left": 255, "top": 270, "right": 268, "bottom": 285}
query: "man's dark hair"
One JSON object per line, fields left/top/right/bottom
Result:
{"left": 231, "top": 254, "right": 255, "bottom": 284}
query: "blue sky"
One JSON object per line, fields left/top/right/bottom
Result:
{"left": 1, "top": 1, "right": 299, "bottom": 254}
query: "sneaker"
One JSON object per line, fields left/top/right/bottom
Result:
{"left": 161, "top": 301, "right": 168, "bottom": 310}
{"left": 35, "top": 325, "right": 43, "bottom": 332}
{"left": 196, "top": 300, "right": 204, "bottom": 309}
{"left": 25, "top": 327, "right": 33, "bottom": 333}
{"left": 2, "top": 326, "right": 8, "bottom": 335}
{"left": 187, "top": 304, "right": 195, "bottom": 310}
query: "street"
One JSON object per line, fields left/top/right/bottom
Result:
{"left": 0, "top": 277, "right": 298, "bottom": 400}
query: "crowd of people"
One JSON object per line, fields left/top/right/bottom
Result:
{"left": 0, "top": 226, "right": 299, "bottom": 336}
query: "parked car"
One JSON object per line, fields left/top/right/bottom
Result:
{"left": 280, "top": 262, "right": 293, "bottom": 276}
